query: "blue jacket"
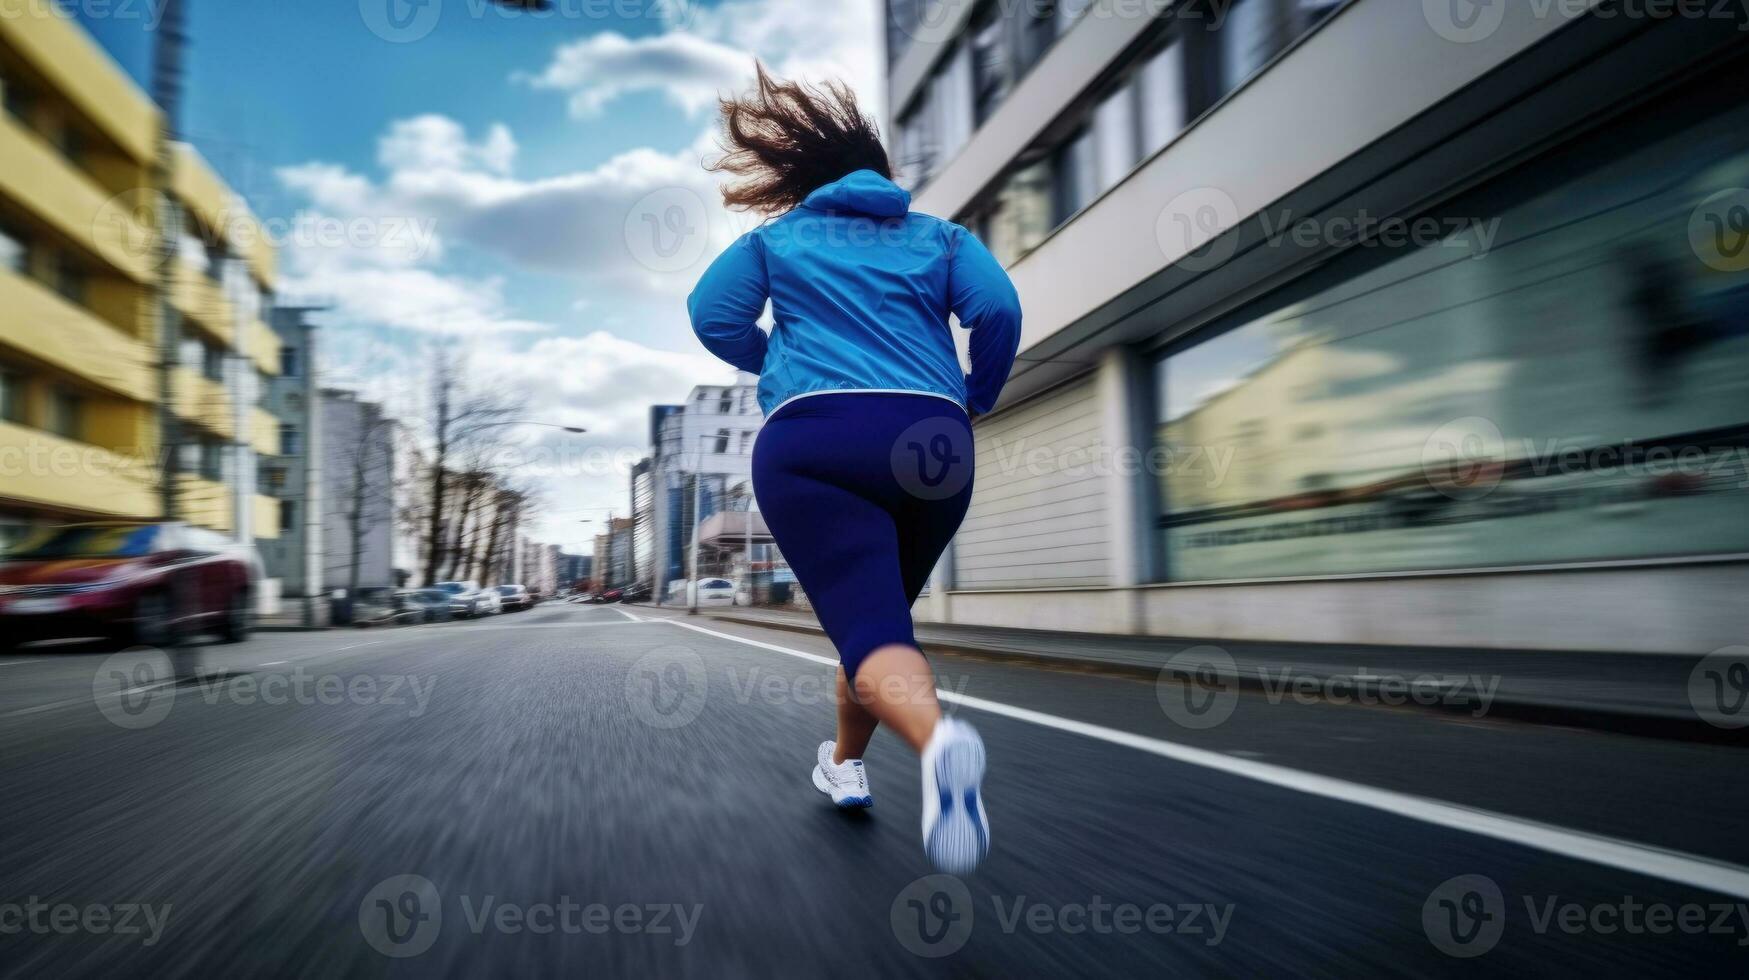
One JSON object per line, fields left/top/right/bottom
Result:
{"left": 688, "top": 170, "right": 1022, "bottom": 416}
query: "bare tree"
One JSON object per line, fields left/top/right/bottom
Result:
{"left": 419, "top": 351, "right": 521, "bottom": 584}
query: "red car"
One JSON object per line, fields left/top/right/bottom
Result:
{"left": 0, "top": 522, "right": 259, "bottom": 651}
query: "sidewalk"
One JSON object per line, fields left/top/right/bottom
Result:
{"left": 659, "top": 604, "right": 1738, "bottom": 743}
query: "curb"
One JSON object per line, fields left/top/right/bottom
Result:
{"left": 705, "top": 615, "right": 1746, "bottom": 746}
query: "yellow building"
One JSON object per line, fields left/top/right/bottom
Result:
{"left": 0, "top": 6, "right": 280, "bottom": 550}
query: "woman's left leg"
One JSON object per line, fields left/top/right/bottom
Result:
{"left": 833, "top": 668, "right": 880, "bottom": 763}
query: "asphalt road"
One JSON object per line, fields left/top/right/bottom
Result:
{"left": 1, "top": 602, "right": 1746, "bottom": 977}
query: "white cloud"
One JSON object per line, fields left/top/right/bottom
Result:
{"left": 518, "top": 30, "right": 749, "bottom": 117}
{"left": 525, "top": 0, "right": 883, "bottom": 121}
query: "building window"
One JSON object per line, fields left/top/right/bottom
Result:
{"left": 280, "top": 345, "right": 299, "bottom": 377}
{"left": 280, "top": 499, "right": 297, "bottom": 532}
{"left": 53, "top": 255, "right": 87, "bottom": 305}
{"left": 260, "top": 463, "right": 286, "bottom": 491}
{"left": 706, "top": 429, "right": 731, "bottom": 454}
{"left": 198, "top": 440, "right": 225, "bottom": 482}
{"left": 1, "top": 71, "right": 30, "bottom": 124}
{"left": 202, "top": 342, "right": 224, "bottom": 382}
{"left": 0, "top": 367, "right": 22, "bottom": 424}
{"left": 1152, "top": 82, "right": 1749, "bottom": 581}
{"left": 1137, "top": 38, "right": 1187, "bottom": 159}
{"left": 280, "top": 423, "right": 301, "bottom": 456}
{"left": 0, "top": 219, "right": 24, "bottom": 274}
{"left": 48, "top": 389, "right": 84, "bottom": 440}
{"left": 204, "top": 239, "right": 226, "bottom": 282}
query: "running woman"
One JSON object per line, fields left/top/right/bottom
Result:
{"left": 688, "top": 66, "right": 1022, "bottom": 874}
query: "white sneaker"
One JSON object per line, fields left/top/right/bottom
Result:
{"left": 812, "top": 740, "right": 873, "bottom": 808}
{"left": 920, "top": 717, "right": 989, "bottom": 874}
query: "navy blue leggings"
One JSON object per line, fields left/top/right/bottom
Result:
{"left": 753, "top": 393, "right": 975, "bottom": 681}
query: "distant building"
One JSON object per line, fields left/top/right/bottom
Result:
{"left": 256, "top": 307, "right": 322, "bottom": 613}
{"left": 644, "top": 377, "right": 763, "bottom": 598}
{"left": 319, "top": 390, "right": 395, "bottom": 592}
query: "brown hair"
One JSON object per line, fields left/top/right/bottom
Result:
{"left": 707, "top": 63, "right": 893, "bottom": 217}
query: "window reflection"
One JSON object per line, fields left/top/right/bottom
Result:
{"left": 1155, "top": 99, "right": 1749, "bottom": 580}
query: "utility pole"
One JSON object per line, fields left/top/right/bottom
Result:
{"left": 151, "top": 0, "right": 189, "bottom": 520}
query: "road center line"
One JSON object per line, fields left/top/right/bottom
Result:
{"left": 656, "top": 616, "right": 1749, "bottom": 901}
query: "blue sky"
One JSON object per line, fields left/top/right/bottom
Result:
{"left": 73, "top": 0, "right": 882, "bottom": 551}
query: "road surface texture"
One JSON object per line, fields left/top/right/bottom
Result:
{"left": 1, "top": 602, "right": 1745, "bottom": 977}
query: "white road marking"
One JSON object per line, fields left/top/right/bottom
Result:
{"left": 610, "top": 606, "right": 642, "bottom": 623}
{"left": 658, "top": 617, "right": 1749, "bottom": 901}
{"left": 260, "top": 661, "right": 288, "bottom": 667}
{"left": 0, "top": 660, "right": 43, "bottom": 668}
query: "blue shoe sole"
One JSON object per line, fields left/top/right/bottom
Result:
{"left": 925, "top": 735, "right": 988, "bottom": 874}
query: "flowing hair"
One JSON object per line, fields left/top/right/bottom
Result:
{"left": 707, "top": 63, "right": 893, "bottom": 217}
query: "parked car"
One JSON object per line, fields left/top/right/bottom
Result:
{"left": 0, "top": 521, "right": 257, "bottom": 649}
{"left": 432, "top": 581, "right": 496, "bottom": 618}
{"left": 494, "top": 584, "right": 533, "bottom": 612}
{"left": 619, "top": 582, "right": 652, "bottom": 604}
{"left": 400, "top": 589, "right": 453, "bottom": 623}
{"left": 688, "top": 578, "right": 736, "bottom": 607}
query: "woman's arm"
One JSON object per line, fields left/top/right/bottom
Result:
{"left": 947, "top": 226, "right": 1023, "bottom": 416}
{"left": 687, "top": 232, "right": 771, "bottom": 375}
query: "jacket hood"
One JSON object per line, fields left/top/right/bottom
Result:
{"left": 800, "top": 169, "right": 911, "bottom": 218}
